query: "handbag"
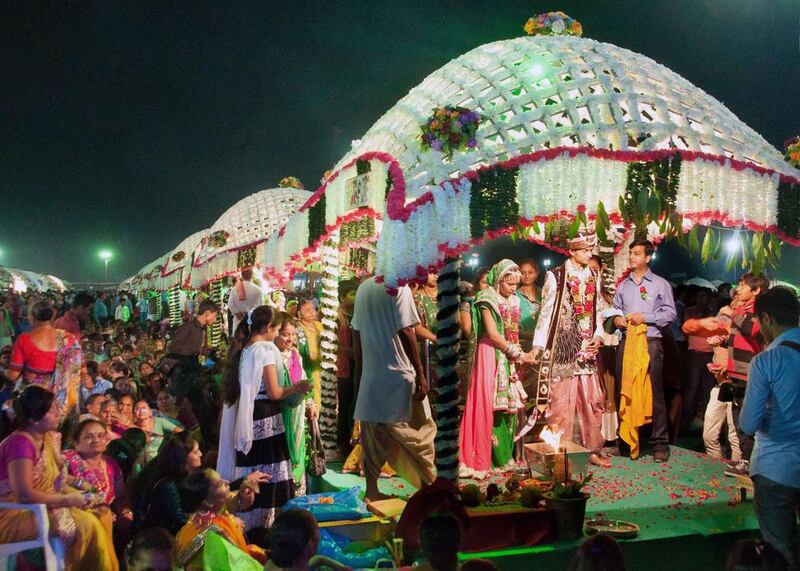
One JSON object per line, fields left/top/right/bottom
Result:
{"left": 306, "top": 417, "right": 327, "bottom": 477}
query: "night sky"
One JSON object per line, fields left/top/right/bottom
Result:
{"left": 1, "top": 1, "right": 798, "bottom": 283}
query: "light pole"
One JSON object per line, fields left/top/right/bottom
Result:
{"left": 99, "top": 250, "right": 112, "bottom": 283}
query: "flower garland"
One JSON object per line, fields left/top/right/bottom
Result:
{"left": 209, "top": 230, "right": 230, "bottom": 248}
{"left": 167, "top": 285, "right": 182, "bottom": 327}
{"left": 207, "top": 278, "right": 225, "bottom": 349}
{"left": 777, "top": 181, "right": 800, "bottom": 239}
{"left": 317, "top": 235, "right": 340, "bottom": 456}
{"left": 785, "top": 136, "right": 800, "bottom": 169}
{"left": 278, "top": 176, "right": 305, "bottom": 190}
{"left": 469, "top": 165, "right": 520, "bottom": 238}
{"left": 567, "top": 271, "right": 597, "bottom": 365}
{"left": 308, "top": 195, "right": 327, "bottom": 246}
{"left": 433, "top": 258, "right": 461, "bottom": 481}
{"left": 339, "top": 217, "right": 376, "bottom": 250}
{"left": 236, "top": 246, "right": 257, "bottom": 270}
{"left": 420, "top": 106, "right": 481, "bottom": 161}
{"left": 171, "top": 251, "right": 186, "bottom": 263}
{"left": 523, "top": 11, "right": 582, "bottom": 37}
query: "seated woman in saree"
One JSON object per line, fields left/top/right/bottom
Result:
{"left": 132, "top": 432, "right": 269, "bottom": 535}
{"left": 64, "top": 418, "right": 132, "bottom": 555}
{"left": 0, "top": 386, "right": 117, "bottom": 570}
{"left": 459, "top": 259, "right": 533, "bottom": 479}
{"left": 176, "top": 468, "right": 266, "bottom": 569}
{"left": 6, "top": 302, "right": 82, "bottom": 416}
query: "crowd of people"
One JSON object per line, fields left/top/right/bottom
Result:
{"left": 0, "top": 231, "right": 798, "bottom": 569}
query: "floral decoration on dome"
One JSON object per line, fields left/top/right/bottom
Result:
{"left": 209, "top": 230, "right": 230, "bottom": 248}
{"left": 524, "top": 11, "right": 582, "bottom": 37}
{"left": 320, "top": 170, "right": 333, "bottom": 184}
{"left": 420, "top": 106, "right": 481, "bottom": 161}
{"left": 279, "top": 176, "right": 305, "bottom": 190}
{"left": 171, "top": 250, "right": 186, "bottom": 263}
{"left": 785, "top": 136, "right": 800, "bottom": 169}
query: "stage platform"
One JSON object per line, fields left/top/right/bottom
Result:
{"left": 312, "top": 446, "right": 759, "bottom": 570}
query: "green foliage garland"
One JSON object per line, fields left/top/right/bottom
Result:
{"left": 308, "top": 195, "right": 327, "bottom": 247}
{"left": 236, "top": 246, "right": 257, "bottom": 269}
{"left": 616, "top": 155, "right": 682, "bottom": 240}
{"left": 469, "top": 166, "right": 520, "bottom": 239}
{"left": 777, "top": 182, "right": 800, "bottom": 239}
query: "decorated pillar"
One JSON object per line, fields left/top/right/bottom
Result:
{"left": 318, "top": 233, "right": 341, "bottom": 457}
{"left": 167, "top": 285, "right": 182, "bottom": 327}
{"left": 208, "top": 278, "right": 225, "bottom": 349}
{"left": 434, "top": 257, "right": 461, "bottom": 481}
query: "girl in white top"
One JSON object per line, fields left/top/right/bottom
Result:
{"left": 217, "top": 305, "right": 310, "bottom": 530}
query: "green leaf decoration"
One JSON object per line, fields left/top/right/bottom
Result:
{"left": 689, "top": 226, "right": 701, "bottom": 256}
{"left": 568, "top": 217, "right": 581, "bottom": 238}
{"left": 701, "top": 227, "right": 717, "bottom": 264}
{"left": 647, "top": 191, "right": 661, "bottom": 222}
{"left": 596, "top": 223, "right": 608, "bottom": 242}
{"left": 726, "top": 249, "right": 740, "bottom": 272}
{"left": 739, "top": 233, "right": 752, "bottom": 269}
{"left": 636, "top": 186, "right": 649, "bottom": 220}
{"left": 531, "top": 219, "right": 541, "bottom": 234}
{"left": 597, "top": 201, "right": 610, "bottom": 229}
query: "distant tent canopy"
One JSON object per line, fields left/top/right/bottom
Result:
{"left": 0, "top": 266, "right": 70, "bottom": 294}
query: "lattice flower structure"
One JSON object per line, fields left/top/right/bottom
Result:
{"left": 333, "top": 35, "right": 794, "bottom": 200}
{"left": 420, "top": 106, "right": 482, "bottom": 161}
{"left": 524, "top": 11, "right": 582, "bottom": 37}
{"left": 279, "top": 176, "right": 305, "bottom": 190}
{"left": 786, "top": 136, "right": 800, "bottom": 169}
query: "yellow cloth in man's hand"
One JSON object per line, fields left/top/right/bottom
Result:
{"left": 619, "top": 323, "right": 652, "bottom": 459}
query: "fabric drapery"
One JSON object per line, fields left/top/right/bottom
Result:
{"left": 619, "top": 323, "right": 653, "bottom": 459}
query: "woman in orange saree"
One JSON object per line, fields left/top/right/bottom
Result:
{"left": 0, "top": 386, "right": 117, "bottom": 570}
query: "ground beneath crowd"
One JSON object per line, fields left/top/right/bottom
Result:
{"left": 314, "top": 438, "right": 759, "bottom": 570}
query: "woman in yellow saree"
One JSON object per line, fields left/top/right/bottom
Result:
{"left": 176, "top": 468, "right": 266, "bottom": 570}
{"left": 0, "top": 386, "right": 117, "bottom": 570}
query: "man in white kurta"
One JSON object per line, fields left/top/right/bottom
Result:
{"left": 227, "top": 268, "right": 263, "bottom": 333}
{"left": 352, "top": 277, "right": 436, "bottom": 500}
{"left": 532, "top": 233, "right": 610, "bottom": 464}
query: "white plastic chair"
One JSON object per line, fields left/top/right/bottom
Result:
{"left": 0, "top": 502, "right": 64, "bottom": 571}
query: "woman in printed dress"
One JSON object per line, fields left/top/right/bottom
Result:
{"left": 295, "top": 300, "right": 323, "bottom": 410}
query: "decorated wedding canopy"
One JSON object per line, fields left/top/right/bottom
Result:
{"left": 188, "top": 185, "right": 311, "bottom": 288}
{"left": 257, "top": 23, "right": 800, "bottom": 289}
{"left": 0, "top": 266, "right": 70, "bottom": 293}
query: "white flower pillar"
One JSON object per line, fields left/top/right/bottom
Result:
{"left": 434, "top": 257, "right": 461, "bottom": 481}
{"left": 318, "top": 233, "right": 341, "bottom": 457}
{"left": 167, "top": 285, "right": 182, "bottom": 327}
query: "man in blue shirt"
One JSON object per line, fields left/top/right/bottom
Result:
{"left": 740, "top": 286, "right": 800, "bottom": 569}
{"left": 93, "top": 292, "right": 109, "bottom": 328}
{"left": 612, "top": 239, "right": 677, "bottom": 462}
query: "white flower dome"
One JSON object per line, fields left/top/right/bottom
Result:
{"left": 195, "top": 186, "right": 311, "bottom": 264}
{"left": 335, "top": 35, "right": 793, "bottom": 200}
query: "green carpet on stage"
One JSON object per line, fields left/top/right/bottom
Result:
{"left": 314, "top": 446, "right": 760, "bottom": 570}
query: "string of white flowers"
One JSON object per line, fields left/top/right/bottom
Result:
{"left": 318, "top": 232, "right": 341, "bottom": 456}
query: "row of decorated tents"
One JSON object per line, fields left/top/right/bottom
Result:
{"left": 122, "top": 18, "right": 800, "bottom": 471}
